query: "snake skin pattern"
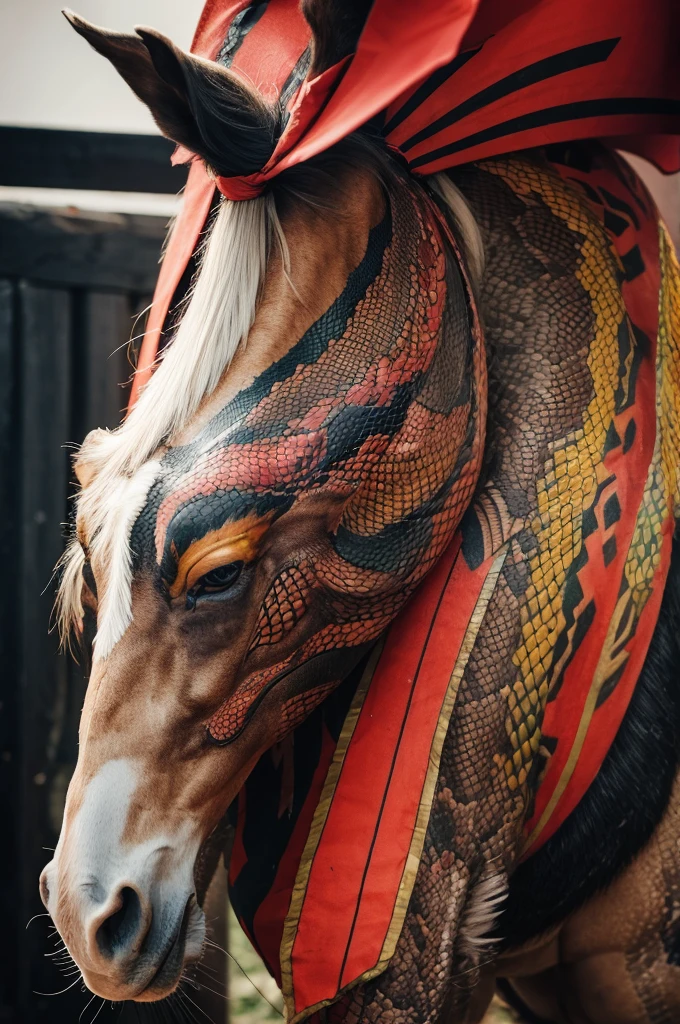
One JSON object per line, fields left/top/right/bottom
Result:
{"left": 287, "top": 147, "right": 680, "bottom": 1024}
{"left": 130, "top": 173, "right": 485, "bottom": 745}
{"left": 55, "top": 4, "right": 680, "bottom": 1015}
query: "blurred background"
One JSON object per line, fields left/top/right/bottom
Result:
{"left": 0, "top": 4, "right": 208, "bottom": 1023}
{"left": 0, "top": 3, "right": 677, "bottom": 1024}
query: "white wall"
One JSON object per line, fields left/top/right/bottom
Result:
{"left": 624, "top": 154, "right": 680, "bottom": 252}
{"left": 0, "top": 0, "right": 202, "bottom": 135}
{"left": 1, "top": 2, "right": 678, "bottom": 238}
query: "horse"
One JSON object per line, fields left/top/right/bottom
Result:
{"left": 42, "top": 3, "right": 680, "bottom": 1022}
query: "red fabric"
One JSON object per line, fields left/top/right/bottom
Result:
{"left": 131, "top": 0, "right": 680, "bottom": 401}
{"left": 385, "top": 2, "right": 680, "bottom": 172}
{"left": 215, "top": 172, "right": 268, "bottom": 200}
{"left": 251, "top": 724, "right": 338, "bottom": 983}
{"left": 287, "top": 536, "right": 493, "bottom": 1015}
{"left": 221, "top": 0, "right": 680, "bottom": 186}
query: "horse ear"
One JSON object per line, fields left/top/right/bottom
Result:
{"left": 62, "top": 9, "right": 277, "bottom": 177}
{"left": 302, "top": 0, "right": 374, "bottom": 75}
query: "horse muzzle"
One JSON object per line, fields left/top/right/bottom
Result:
{"left": 40, "top": 857, "right": 206, "bottom": 1000}
{"left": 39, "top": 757, "right": 206, "bottom": 1001}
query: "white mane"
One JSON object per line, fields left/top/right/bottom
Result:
{"left": 57, "top": 194, "right": 277, "bottom": 657}
{"left": 56, "top": 172, "right": 483, "bottom": 659}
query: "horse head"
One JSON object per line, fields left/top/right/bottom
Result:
{"left": 42, "top": 3, "right": 485, "bottom": 1002}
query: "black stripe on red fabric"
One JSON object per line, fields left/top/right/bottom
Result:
{"left": 408, "top": 97, "right": 680, "bottom": 168}
{"left": 398, "top": 38, "right": 620, "bottom": 152}
{"left": 227, "top": 658, "right": 367, "bottom": 961}
{"left": 383, "top": 44, "right": 484, "bottom": 137}
{"left": 335, "top": 546, "right": 463, "bottom": 990}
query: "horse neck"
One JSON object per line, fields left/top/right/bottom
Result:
{"left": 173, "top": 164, "right": 389, "bottom": 446}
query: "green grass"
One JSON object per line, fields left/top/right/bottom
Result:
{"left": 228, "top": 907, "right": 283, "bottom": 1022}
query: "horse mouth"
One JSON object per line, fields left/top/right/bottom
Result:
{"left": 133, "top": 896, "right": 203, "bottom": 1002}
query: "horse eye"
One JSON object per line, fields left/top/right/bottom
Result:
{"left": 193, "top": 561, "right": 244, "bottom": 597}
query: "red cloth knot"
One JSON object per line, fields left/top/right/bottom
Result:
{"left": 215, "top": 172, "right": 268, "bottom": 201}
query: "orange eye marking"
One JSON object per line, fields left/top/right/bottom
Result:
{"left": 169, "top": 515, "right": 272, "bottom": 599}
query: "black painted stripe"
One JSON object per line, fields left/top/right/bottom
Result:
{"left": 409, "top": 97, "right": 680, "bottom": 168}
{"left": 399, "top": 38, "right": 621, "bottom": 152}
{"left": 280, "top": 45, "right": 312, "bottom": 116}
{"left": 216, "top": 0, "right": 269, "bottom": 68}
{"left": 383, "top": 44, "right": 483, "bottom": 137}
{"left": 188, "top": 206, "right": 393, "bottom": 447}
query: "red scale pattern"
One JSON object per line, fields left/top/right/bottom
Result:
{"left": 249, "top": 564, "right": 312, "bottom": 651}
{"left": 151, "top": 179, "right": 485, "bottom": 745}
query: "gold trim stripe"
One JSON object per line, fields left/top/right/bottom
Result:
{"left": 375, "top": 544, "right": 508, "bottom": 975}
{"left": 281, "top": 546, "right": 508, "bottom": 1022}
{"left": 280, "top": 639, "right": 385, "bottom": 1019}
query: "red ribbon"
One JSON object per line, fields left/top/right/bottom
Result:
{"left": 215, "top": 171, "right": 268, "bottom": 201}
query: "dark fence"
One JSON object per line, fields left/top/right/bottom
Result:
{"left": 0, "top": 200, "right": 165, "bottom": 1023}
{"left": 0, "top": 129, "right": 233, "bottom": 1024}
{"left": 0, "top": 126, "right": 184, "bottom": 194}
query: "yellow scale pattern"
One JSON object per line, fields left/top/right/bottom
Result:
{"left": 658, "top": 228, "right": 680, "bottom": 524}
{"left": 482, "top": 156, "right": 632, "bottom": 793}
{"left": 617, "top": 228, "right": 680, "bottom": 635}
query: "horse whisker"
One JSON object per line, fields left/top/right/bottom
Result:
{"left": 88, "top": 994, "right": 106, "bottom": 1024}
{"left": 177, "top": 984, "right": 216, "bottom": 1024}
{"left": 79, "top": 991, "right": 98, "bottom": 1022}
{"left": 25, "top": 912, "right": 51, "bottom": 929}
{"left": 34, "top": 974, "right": 83, "bottom": 996}
{"left": 188, "top": 976, "right": 227, "bottom": 1001}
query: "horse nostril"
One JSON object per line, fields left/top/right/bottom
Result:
{"left": 96, "top": 886, "right": 146, "bottom": 959}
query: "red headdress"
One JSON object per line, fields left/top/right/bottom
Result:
{"left": 131, "top": 0, "right": 680, "bottom": 402}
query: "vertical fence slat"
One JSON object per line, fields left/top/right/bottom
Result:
{"left": 0, "top": 279, "right": 19, "bottom": 1019}
{"left": 1, "top": 203, "right": 229, "bottom": 1023}
{"left": 77, "top": 291, "right": 133, "bottom": 437}
{"left": 17, "top": 282, "right": 80, "bottom": 1021}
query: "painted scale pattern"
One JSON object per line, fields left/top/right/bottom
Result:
{"left": 483, "top": 152, "right": 652, "bottom": 796}
{"left": 502, "top": 155, "right": 680, "bottom": 843}
{"left": 131, "top": 176, "right": 485, "bottom": 744}
{"left": 657, "top": 227, "right": 680, "bottom": 534}
{"left": 347, "top": 149, "right": 680, "bottom": 1021}
{"left": 226, "top": 145, "right": 680, "bottom": 1024}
